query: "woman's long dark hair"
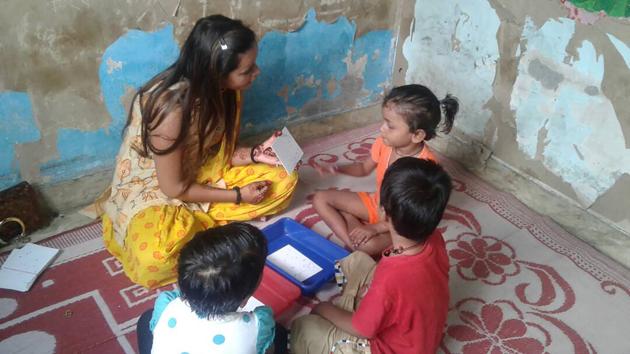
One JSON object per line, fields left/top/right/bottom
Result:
{"left": 126, "top": 15, "right": 256, "bottom": 184}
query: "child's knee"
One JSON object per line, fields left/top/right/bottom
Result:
{"left": 290, "top": 314, "right": 329, "bottom": 353}
{"left": 340, "top": 250, "right": 375, "bottom": 271}
{"left": 312, "top": 190, "right": 328, "bottom": 210}
{"left": 291, "top": 314, "right": 314, "bottom": 338}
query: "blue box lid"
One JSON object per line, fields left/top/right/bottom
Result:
{"left": 262, "top": 217, "right": 350, "bottom": 296}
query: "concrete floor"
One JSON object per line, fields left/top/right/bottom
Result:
{"left": 5, "top": 106, "right": 629, "bottom": 271}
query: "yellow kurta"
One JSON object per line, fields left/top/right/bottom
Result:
{"left": 100, "top": 90, "right": 298, "bottom": 288}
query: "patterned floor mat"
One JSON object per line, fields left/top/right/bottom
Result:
{"left": 1, "top": 124, "right": 629, "bottom": 353}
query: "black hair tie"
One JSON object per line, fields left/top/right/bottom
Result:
{"left": 250, "top": 146, "right": 257, "bottom": 163}
{"left": 233, "top": 186, "right": 242, "bottom": 205}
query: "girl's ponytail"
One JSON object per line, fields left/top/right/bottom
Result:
{"left": 440, "top": 94, "right": 459, "bottom": 134}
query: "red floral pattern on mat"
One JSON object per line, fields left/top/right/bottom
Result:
{"left": 307, "top": 153, "right": 338, "bottom": 169}
{"left": 444, "top": 206, "right": 519, "bottom": 285}
{"left": 307, "top": 137, "right": 374, "bottom": 169}
{"left": 440, "top": 190, "right": 593, "bottom": 353}
{"left": 441, "top": 160, "right": 630, "bottom": 295}
{"left": 444, "top": 299, "right": 549, "bottom": 354}
{"left": 448, "top": 233, "right": 519, "bottom": 285}
{"left": 342, "top": 137, "right": 374, "bottom": 162}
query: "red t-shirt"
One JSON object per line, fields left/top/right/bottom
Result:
{"left": 351, "top": 231, "right": 450, "bottom": 354}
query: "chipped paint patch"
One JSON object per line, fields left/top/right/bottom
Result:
{"left": 511, "top": 18, "right": 630, "bottom": 206}
{"left": 352, "top": 30, "right": 393, "bottom": 97}
{"left": 402, "top": 0, "right": 500, "bottom": 138}
{"left": 607, "top": 33, "right": 630, "bottom": 70}
{"left": 528, "top": 58, "right": 564, "bottom": 90}
{"left": 98, "top": 24, "right": 179, "bottom": 135}
{"left": 106, "top": 57, "right": 123, "bottom": 74}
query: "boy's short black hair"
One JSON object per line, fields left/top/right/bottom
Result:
{"left": 380, "top": 157, "right": 452, "bottom": 241}
{"left": 178, "top": 222, "right": 268, "bottom": 318}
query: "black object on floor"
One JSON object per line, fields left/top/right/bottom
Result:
{"left": 136, "top": 308, "right": 154, "bottom": 354}
{"left": 274, "top": 323, "right": 289, "bottom": 354}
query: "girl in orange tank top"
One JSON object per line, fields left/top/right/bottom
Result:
{"left": 312, "top": 84, "right": 459, "bottom": 257}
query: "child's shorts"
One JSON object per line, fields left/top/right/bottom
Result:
{"left": 357, "top": 192, "right": 379, "bottom": 224}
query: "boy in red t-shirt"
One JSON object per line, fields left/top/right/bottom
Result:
{"left": 291, "top": 157, "right": 452, "bottom": 354}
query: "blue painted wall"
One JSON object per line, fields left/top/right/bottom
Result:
{"left": 39, "top": 24, "right": 180, "bottom": 184}
{"left": 0, "top": 92, "right": 41, "bottom": 188}
{"left": 0, "top": 9, "right": 392, "bottom": 191}
{"left": 242, "top": 9, "right": 392, "bottom": 134}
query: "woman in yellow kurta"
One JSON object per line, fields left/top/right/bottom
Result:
{"left": 98, "top": 15, "right": 298, "bottom": 289}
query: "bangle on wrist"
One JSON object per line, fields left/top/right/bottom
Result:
{"left": 233, "top": 186, "right": 242, "bottom": 205}
{"left": 250, "top": 146, "right": 257, "bottom": 163}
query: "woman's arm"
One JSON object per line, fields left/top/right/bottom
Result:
{"left": 152, "top": 136, "right": 240, "bottom": 203}
{"left": 150, "top": 110, "right": 267, "bottom": 203}
{"left": 231, "top": 146, "right": 254, "bottom": 166}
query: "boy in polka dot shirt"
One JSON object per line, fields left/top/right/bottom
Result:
{"left": 136, "top": 223, "right": 276, "bottom": 354}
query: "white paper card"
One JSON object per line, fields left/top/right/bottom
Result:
{"left": 267, "top": 245, "right": 322, "bottom": 282}
{"left": 0, "top": 243, "right": 59, "bottom": 292}
{"left": 239, "top": 296, "right": 265, "bottom": 312}
{"left": 271, "top": 127, "right": 303, "bottom": 173}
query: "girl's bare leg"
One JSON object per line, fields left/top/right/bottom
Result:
{"left": 340, "top": 211, "right": 363, "bottom": 235}
{"left": 312, "top": 190, "right": 370, "bottom": 249}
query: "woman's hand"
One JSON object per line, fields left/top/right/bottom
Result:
{"left": 240, "top": 180, "right": 272, "bottom": 204}
{"left": 252, "top": 130, "right": 282, "bottom": 166}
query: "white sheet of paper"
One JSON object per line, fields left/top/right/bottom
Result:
{"left": 239, "top": 296, "right": 265, "bottom": 312}
{"left": 0, "top": 243, "right": 59, "bottom": 292}
{"left": 271, "top": 127, "right": 303, "bottom": 173}
{"left": 267, "top": 245, "right": 322, "bottom": 282}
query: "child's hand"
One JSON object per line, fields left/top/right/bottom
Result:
{"left": 349, "top": 225, "right": 378, "bottom": 247}
{"left": 313, "top": 161, "right": 339, "bottom": 176}
{"left": 240, "top": 180, "right": 272, "bottom": 204}
{"left": 252, "top": 131, "right": 281, "bottom": 166}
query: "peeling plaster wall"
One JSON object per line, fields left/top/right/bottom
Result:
{"left": 242, "top": 8, "right": 394, "bottom": 135}
{"left": 0, "top": 0, "right": 399, "bottom": 210}
{"left": 402, "top": 0, "right": 630, "bottom": 235}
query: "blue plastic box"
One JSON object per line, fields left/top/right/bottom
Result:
{"left": 262, "top": 217, "right": 350, "bottom": 295}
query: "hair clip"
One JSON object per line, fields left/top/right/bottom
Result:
{"left": 219, "top": 38, "right": 228, "bottom": 51}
